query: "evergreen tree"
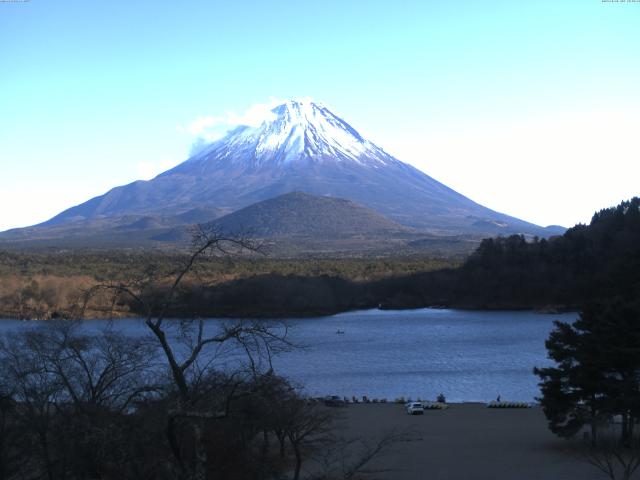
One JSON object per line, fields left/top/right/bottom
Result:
{"left": 535, "top": 300, "right": 640, "bottom": 444}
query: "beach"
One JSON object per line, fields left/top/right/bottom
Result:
{"left": 332, "top": 403, "right": 603, "bottom": 480}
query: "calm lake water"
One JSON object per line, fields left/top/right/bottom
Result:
{"left": 0, "top": 309, "right": 577, "bottom": 402}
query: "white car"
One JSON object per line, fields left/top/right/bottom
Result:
{"left": 406, "top": 402, "right": 424, "bottom": 415}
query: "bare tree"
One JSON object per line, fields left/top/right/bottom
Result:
{"left": 259, "top": 381, "right": 408, "bottom": 480}
{"left": 309, "top": 429, "right": 411, "bottom": 480}
{"left": 19, "top": 321, "right": 157, "bottom": 413}
{"left": 0, "top": 388, "right": 22, "bottom": 480}
{"left": 584, "top": 432, "right": 640, "bottom": 480}
{"left": 0, "top": 331, "right": 65, "bottom": 480}
{"left": 284, "top": 399, "right": 334, "bottom": 480}
{"left": 83, "top": 225, "right": 291, "bottom": 480}
{"left": 0, "top": 320, "right": 159, "bottom": 480}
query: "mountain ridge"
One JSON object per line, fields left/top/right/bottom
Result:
{"left": 4, "top": 99, "right": 564, "bottom": 247}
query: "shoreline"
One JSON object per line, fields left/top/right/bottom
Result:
{"left": 0, "top": 304, "right": 579, "bottom": 322}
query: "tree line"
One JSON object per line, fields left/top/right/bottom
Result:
{"left": 118, "top": 197, "right": 640, "bottom": 317}
{"left": 0, "top": 252, "right": 456, "bottom": 320}
{"left": 2, "top": 198, "right": 639, "bottom": 319}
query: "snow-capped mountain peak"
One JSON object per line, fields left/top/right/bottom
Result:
{"left": 189, "top": 99, "right": 394, "bottom": 169}
{"left": 31, "top": 98, "right": 555, "bottom": 240}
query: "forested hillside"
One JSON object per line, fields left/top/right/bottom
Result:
{"left": 2, "top": 198, "right": 638, "bottom": 319}
{"left": 125, "top": 198, "right": 640, "bottom": 317}
{"left": 375, "top": 197, "right": 640, "bottom": 310}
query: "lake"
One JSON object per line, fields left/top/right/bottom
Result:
{"left": 0, "top": 308, "right": 577, "bottom": 402}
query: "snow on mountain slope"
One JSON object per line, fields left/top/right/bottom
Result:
{"left": 32, "top": 99, "right": 555, "bottom": 237}
{"left": 176, "top": 100, "right": 396, "bottom": 171}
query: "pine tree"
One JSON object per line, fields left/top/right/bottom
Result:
{"left": 534, "top": 300, "right": 640, "bottom": 444}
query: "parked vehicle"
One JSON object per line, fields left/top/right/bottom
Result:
{"left": 406, "top": 402, "right": 424, "bottom": 415}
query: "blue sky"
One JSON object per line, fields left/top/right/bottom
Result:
{"left": 1, "top": 0, "right": 639, "bottom": 231}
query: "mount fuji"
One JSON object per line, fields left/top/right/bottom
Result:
{"left": 2, "top": 99, "right": 562, "bottom": 248}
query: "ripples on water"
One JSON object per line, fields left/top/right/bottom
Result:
{"left": 0, "top": 309, "right": 578, "bottom": 402}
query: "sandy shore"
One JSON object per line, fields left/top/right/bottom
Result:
{"left": 330, "top": 403, "right": 602, "bottom": 480}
